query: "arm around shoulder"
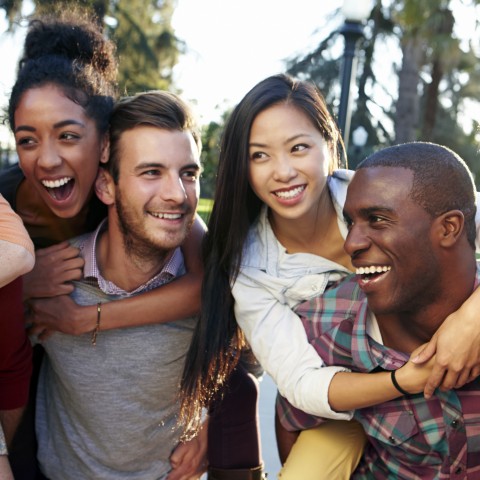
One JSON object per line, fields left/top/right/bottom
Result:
{"left": 232, "top": 269, "right": 352, "bottom": 420}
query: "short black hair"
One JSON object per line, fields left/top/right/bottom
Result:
{"left": 357, "top": 142, "right": 477, "bottom": 248}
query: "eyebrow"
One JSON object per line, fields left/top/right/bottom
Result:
{"left": 134, "top": 162, "right": 201, "bottom": 172}
{"left": 15, "top": 119, "right": 86, "bottom": 134}
{"left": 249, "top": 133, "right": 312, "bottom": 148}
{"left": 344, "top": 206, "right": 396, "bottom": 218}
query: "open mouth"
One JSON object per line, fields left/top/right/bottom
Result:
{"left": 149, "top": 212, "right": 183, "bottom": 220}
{"left": 42, "top": 177, "right": 74, "bottom": 201}
{"left": 356, "top": 265, "right": 391, "bottom": 286}
{"left": 273, "top": 185, "right": 306, "bottom": 200}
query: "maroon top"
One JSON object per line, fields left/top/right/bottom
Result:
{"left": 0, "top": 277, "right": 32, "bottom": 409}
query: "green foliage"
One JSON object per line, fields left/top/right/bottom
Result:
{"left": 108, "top": 0, "right": 183, "bottom": 94}
{"left": 197, "top": 198, "right": 213, "bottom": 224}
{"left": 1, "top": 0, "right": 182, "bottom": 93}
{"left": 199, "top": 109, "right": 230, "bottom": 199}
{"left": 285, "top": 0, "right": 480, "bottom": 183}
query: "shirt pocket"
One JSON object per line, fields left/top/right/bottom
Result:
{"left": 365, "top": 409, "right": 419, "bottom": 447}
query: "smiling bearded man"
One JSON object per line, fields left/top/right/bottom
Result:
{"left": 276, "top": 142, "right": 480, "bottom": 479}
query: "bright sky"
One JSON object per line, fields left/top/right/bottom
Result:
{"left": 171, "top": 0, "right": 343, "bottom": 122}
{"left": 0, "top": 0, "right": 478, "bottom": 145}
{"left": 0, "top": 0, "right": 343, "bottom": 144}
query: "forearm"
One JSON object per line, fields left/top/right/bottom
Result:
{"left": 0, "top": 456, "right": 13, "bottom": 480}
{"left": 0, "top": 241, "right": 35, "bottom": 288}
{"left": 0, "top": 408, "right": 24, "bottom": 448}
{"left": 82, "top": 272, "right": 202, "bottom": 332}
{"left": 328, "top": 371, "right": 401, "bottom": 412}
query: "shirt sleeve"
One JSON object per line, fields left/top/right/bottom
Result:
{"left": 0, "top": 278, "right": 33, "bottom": 410}
{"left": 232, "top": 268, "right": 353, "bottom": 420}
{"left": 0, "top": 194, "right": 34, "bottom": 255}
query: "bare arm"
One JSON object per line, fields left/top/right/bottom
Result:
{"left": 411, "top": 285, "right": 480, "bottom": 398}
{"left": 0, "top": 240, "right": 34, "bottom": 288}
{"left": 0, "top": 408, "right": 24, "bottom": 449}
{"left": 0, "top": 194, "right": 35, "bottom": 287}
{"left": 328, "top": 349, "right": 436, "bottom": 411}
{"left": 0, "top": 456, "right": 13, "bottom": 480}
{"left": 28, "top": 215, "right": 206, "bottom": 336}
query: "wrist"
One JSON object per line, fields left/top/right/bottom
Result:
{"left": 391, "top": 369, "right": 410, "bottom": 395}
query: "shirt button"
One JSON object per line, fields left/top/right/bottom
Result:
{"left": 389, "top": 436, "right": 396, "bottom": 443}
{"left": 451, "top": 420, "right": 458, "bottom": 428}
{"left": 311, "top": 285, "right": 318, "bottom": 291}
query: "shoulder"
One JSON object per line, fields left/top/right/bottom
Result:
{"left": 0, "top": 164, "right": 24, "bottom": 208}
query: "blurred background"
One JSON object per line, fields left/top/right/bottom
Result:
{"left": 1, "top": 0, "right": 479, "bottom": 205}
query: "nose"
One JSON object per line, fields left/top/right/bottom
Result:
{"left": 37, "top": 141, "right": 62, "bottom": 170}
{"left": 272, "top": 154, "right": 297, "bottom": 183}
{"left": 161, "top": 174, "right": 188, "bottom": 204}
{"left": 344, "top": 223, "right": 371, "bottom": 259}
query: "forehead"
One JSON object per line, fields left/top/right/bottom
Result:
{"left": 250, "top": 103, "right": 317, "bottom": 138}
{"left": 345, "top": 167, "right": 415, "bottom": 213}
{"left": 15, "top": 84, "right": 89, "bottom": 123}
{"left": 118, "top": 125, "right": 200, "bottom": 168}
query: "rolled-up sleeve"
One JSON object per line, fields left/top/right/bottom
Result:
{"left": 233, "top": 270, "right": 353, "bottom": 420}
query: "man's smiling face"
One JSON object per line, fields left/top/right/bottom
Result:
{"left": 343, "top": 166, "right": 440, "bottom": 315}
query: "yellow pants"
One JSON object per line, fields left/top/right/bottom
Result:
{"left": 278, "top": 420, "right": 367, "bottom": 480}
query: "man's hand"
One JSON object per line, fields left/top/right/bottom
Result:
{"left": 167, "top": 420, "right": 208, "bottom": 480}
{"left": 411, "top": 291, "right": 480, "bottom": 398}
{"left": 23, "top": 242, "right": 83, "bottom": 300}
{"left": 27, "top": 295, "right": 92, "bottom": 339}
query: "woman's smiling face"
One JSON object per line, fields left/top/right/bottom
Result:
{"left": 248, "top": 102, "right": 331, "bottom": 226}
{"left": 14, "top": 83, "right": 108, "bottom": 218}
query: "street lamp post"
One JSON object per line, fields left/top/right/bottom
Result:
{"left": 337, "top": 0, "right": 371, "bottom": 158}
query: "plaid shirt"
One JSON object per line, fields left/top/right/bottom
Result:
{"left": 277, "top": 268, "right": 480, "bottom": 480}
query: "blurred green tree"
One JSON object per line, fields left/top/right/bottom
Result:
{"left": 1, "top": 0, "right": 182, "bottom": 92}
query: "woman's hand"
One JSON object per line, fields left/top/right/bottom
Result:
{"left": 23, "top": 242, "right": 84, "bottom": 299}
{"left": 27, "top": 295, "right": 94, "bottom": 339}
{"left": 394, "top": 344, "right": 437, "bottom": 395}
{"left": 410, "top": 287, "right": 480, "bottom": 398}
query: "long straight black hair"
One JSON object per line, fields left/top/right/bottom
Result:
{"left": 180, "top": 74, "right": 344, "bottom": 436}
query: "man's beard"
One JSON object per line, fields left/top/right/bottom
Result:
{"left": 115, "top": 192, "right": 179, "bottom": 267}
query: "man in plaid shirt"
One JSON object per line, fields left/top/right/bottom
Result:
{"left": 277, "top": 142, "right": 480, "bottom": 479}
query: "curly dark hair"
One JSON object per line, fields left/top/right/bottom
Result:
{"left": 8, "top": 8, "right": 118, "bottom": 135}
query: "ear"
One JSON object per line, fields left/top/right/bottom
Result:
{"left": 95, "top": 168, "right": 115, "bottom": 206}
{"left": 434, "top": 210, "right": 464, "bottom": 248}
{"left": 99, "top": 133, "right": 110, "bottom": 165}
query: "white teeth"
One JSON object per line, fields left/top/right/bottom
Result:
{"left": 356, "top": 265, "right": 391, "bottom": 275}
{"left": 274, "top": 186, "right": 305, "bottom": 199}
{"left": 42, "top": 177, "right": 72, "bottom": 189}
{"left": 150, "top": 212, "right": 182, "bottom": 220}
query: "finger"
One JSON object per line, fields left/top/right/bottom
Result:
{"left": 470, "top": 365, "right": 480, "bottom": 381}
{"left": 38, "top": 329, "right": 54, "bottom": 341}
{"left": 410, "top": 339, "right": 437, "bottom": 364}
{"left": 27, "top": 325, "right": 46, "bottom": 339}
{"left": 35, "top": 241, "right": 71, "bottom": 257}
{"left": 454, "top": 370, "right": 472, "bottom": 389}
{"left": 423, "top": 366, "right": 446, "bottom": 399}
{"left": 439, "top": 370, "right": 461, "bottom": 391}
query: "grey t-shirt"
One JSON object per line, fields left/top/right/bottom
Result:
{"left": 36, "top": 228, "right": 196, "bottom": 479}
